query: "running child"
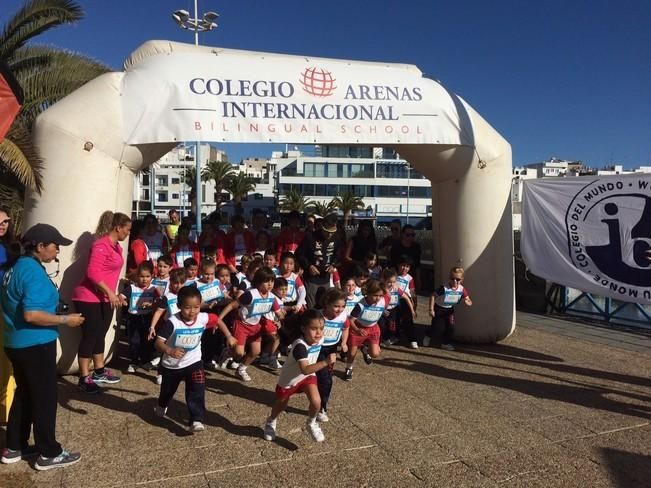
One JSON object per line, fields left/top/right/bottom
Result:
{"left": 426, "top": 266, "right": 472, "bottom": 350}
{"left": 344, "top": 279, "right": 388, "bottom": 381}
{"left": 344, "top": 277, "right": 361, "bottom": 316}
{"left": 364, "top": 252, "right": 382, "bottom": 280}
{"left": 152, "top": 254, "right": 173, "bottom": 296}
{"left": 120, "top": 261, "right": 159, "bottom": 373}
{"left": 380, "top": 268, "right": 416, "bottom": 348}
{"left": 170, "top": 224, "right": 200, "bottom": 268}
{"left": 154, "top": 286, "right": 236, "bottom": 432}
{"left": 196, "top": 259, "right": 228, "bottom": 369}
{"left": 278, "top": 252, "right": 306, "bottom": 313}
{"left": 259, "top": 277, "right": 286, "bottom": 369}
{"left": 234, "top": 254, "right": 253, "bottom": 289}
{"left": 183, "top": 257, "right": 200, "bottom": 285}
{"left": 263, "top": 309, "right": 335, "bottom": 443}
{"left": 316, "top": 288, "right": 349, "bottom": 422}
{"left": 218, "top": 267, "right": 285, "bottom": 382}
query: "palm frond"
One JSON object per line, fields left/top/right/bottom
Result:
{"left": 0, "top": 121, "right": 43, "bottom": 191}
{"left": 0, "top": 0, "right": 83, "bottom": 61}
{"left": 0, "top": 182, "right": 25, "bottom": 232}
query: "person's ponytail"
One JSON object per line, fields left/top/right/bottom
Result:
{"left": 95, "top": 210, "right": 115, "bottom": 237}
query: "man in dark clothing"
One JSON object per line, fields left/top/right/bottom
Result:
{"left": 295, "top": 214, "right": 342, "bottom": 308}
{"left": 390, "top": 225, "right": 422, "bottom": 291}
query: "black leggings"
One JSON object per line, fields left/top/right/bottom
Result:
{"left": 74, "top": 301, "right": 113, "bottom": 358}
{"left": 5, "top": 341, "right": 62, "bottom": 458}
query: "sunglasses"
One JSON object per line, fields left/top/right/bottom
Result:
{"left": 451, "top": 277, "right": 462, "bottom": 282}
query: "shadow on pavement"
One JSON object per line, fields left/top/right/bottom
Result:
{"left": 601, "top": 447, "right": 651, "bottom": 488}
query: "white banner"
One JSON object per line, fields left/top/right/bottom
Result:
{"left": 120, "top": 50, "right": 472, "bottom": 146}
{"left": 521, "top": 174, "right": 651, "bottom": 304}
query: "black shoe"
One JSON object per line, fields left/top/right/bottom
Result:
{"left": 344, "top": 368, "right": 353, "bottom": 382}
{"left": 78, "top": 376, "right": 101, "bottom": 394}
{"left": 34, "top": 449, "right": 81, "bottom": 471}
{"left": 362, "top": 346, "right": 373, "bottom": 365}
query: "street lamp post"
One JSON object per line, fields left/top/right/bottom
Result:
{"left": 172, "top": 2, "right": 218, "bottom": 234}
{"left": 406, "top": 163, "right": 411, "bottom": 225}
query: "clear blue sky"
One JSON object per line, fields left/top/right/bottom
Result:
{"left": 4, "top": 0, "right": 651, "bottom": 167}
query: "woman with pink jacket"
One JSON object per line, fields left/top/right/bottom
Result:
{"left": 72, "top": 212, "right": 131, "bottom": 394}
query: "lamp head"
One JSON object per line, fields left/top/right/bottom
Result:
{"left": 172, "top": 9, "right": 190, "bottom": 24}
{"left": 203, "top": 11, "right": 219, "bottom": 22}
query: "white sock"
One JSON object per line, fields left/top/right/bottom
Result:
{"left": 266, "top": 416, "right": 277, "bottom": 427}
{"left": 238, "top": 364, "right": 247, "bottom": 371}
{"left": 308, "top": 416, "right": 317, "bottom": 426}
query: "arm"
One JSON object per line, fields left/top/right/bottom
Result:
{"left": 403, "top": 293, "right": 417, "bottom": 318}
{"left": 340, "top": 321, "right": 350, "bottom": 353}
{"left": 148, "top": 307, "right": 167, "bottom": 339}
{"left": 348, "top": 316, "right": 367, "bottom": 336}
{"left": 206, "top": 314, "right": 237, "bottom": 347}
{"left": 23, "top": 310, "right": 84, "bottom": 328}
{"left": 429, "top": 294, "right": 436, "bottom": 318}
{"left": 218, "top": 299, "right": 240, "bottom": 320}
{"left": 154, "top": 336, "right": 185, "bottom": 359}
{"left": 297, "top": 355, "right": 335, "bottom": 375}
{"left": 463, "top": 288, "right": 472, "bottom": 306}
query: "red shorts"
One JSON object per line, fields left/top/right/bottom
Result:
{"left": 348, "top": 324, "right": 381, "bottom": 348}
{"left": 261, "top": 317, "right": 279, "bottom": 336}
{"left": 275, "top": 375, "right": 316, "bottom": 400}
{"left": 233, "top": 319, "right": 262, "bottom": 345}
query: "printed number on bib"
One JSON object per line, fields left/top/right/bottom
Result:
{"left": 174, "top": 331, "right": 201, "bottom": 349}
{"left": 444, "top": 294, "right": 460, "bottom": 305}
{"left": 251, "top": 300, "right": 273, "bottom": 316}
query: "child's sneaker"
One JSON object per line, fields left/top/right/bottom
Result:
{"left": 127, "top": 364, "right": 136, "bottom": 373}
{"left": 78, "top": 376, "right": 101, "bottom": 394}
{"left": 228, "top": 360, "right": 240, "bottom": 370}
{"left": 263, "top": 420, "right": 277, "bottom": 441}
{"left": 307, "top": 420, "right": 325, "bottom": 442}
{"left": 236, "top": 366, "right": 251, "bottom": 382}
{"left": 268, "top": 356, "right": 282, "bottom": 370}
{"left": 344, "top": 368, "right": 353, "bottom": 382}
{"left": 34, "top": 450, "right": 81, "bottom": 471}
{"left": 1, "top": 446, "right": 38, "bottom": 464}
{"left": 316, "top": 409, "right": 329, "bottom": 422}
{"left": 389, "top": 336, "right": 400, "bottom": 345}
{"left": 154, "top": 405, "right": 167, "bottom": 418}
{"left": 149, "top": 356, "right": 161, "bottom": 367}
{"left": 361, "top": 346, "right": 373, "bottom": 365}
{"left": 190, "top": 421, "right": 205, "bottom": 432}
{"left": 381, "top": 339, "right": 392, "bottom": 347}
{"left": 441, "top": 343, "right": 455, "bottom": 351}
{"left": 92, "top": 368, "right": 121, "bottom": 384}
{"left": 422, "top": 336, "right": 431, "bottom": 347}
{"left": 217, "top": 350, "right": 231, "bottom": 369}
{"left": 409, "top": 341, "right": 419, "bottom": 349}
{"left": 155, "top": 374, "right": 163, "bottom": 385}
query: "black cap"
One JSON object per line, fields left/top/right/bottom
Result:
{"left": 22, "top": 223, "right": 72, "bottom": 247}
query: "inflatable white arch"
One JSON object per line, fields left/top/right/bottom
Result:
{"left": 24, "top": 41, "right": 514, "bottom": 373}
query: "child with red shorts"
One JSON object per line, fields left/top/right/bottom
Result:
{"left": 263, "top": 309, "right": 335, "bottom": 443}
{"left": 345, "top": 279, "right": 388, "bottom": 382}
{"left": 218, "top": 267, "right": 284, "bottom": 382}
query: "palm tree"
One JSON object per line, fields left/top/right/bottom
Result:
{"left": 225, "top": 172, "right": 256, "bottom": 215}
{"left": 309, "top": 199, "right": 336, "bottom": 217}
{"left": 201, "top": 160, "right": 235, "bottom": 209}
{"left": 1, "top": 0, "right": 109, "bottom": 225}
{"left": 280, "top": 189, "right": 311, "bottom": 213}
{"left": 333, "top": 191, "right": 365, "bottom": 226}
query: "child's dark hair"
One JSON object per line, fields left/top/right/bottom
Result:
{"left": 137, "top": 261, "right": 154, "bottom": 275}
{"left": 178, "top": 285, "right": 202, "bottom": 305}
{"left": 280, "top": 251, "right": 295, "bottom": 263}
{"left": 239, "top": 254, "right": 253, "bottom": 269}
{"left": 216, "top": 264, "right": 230, "bottom": 275}
{"left": 252, "top": 266, "right": 276, "bottom": 288}
{"left": 247, "top": 258, "right": 263, "bottom": 276}
{"left": 301, "top": 309, "right": 324, "bottom": 330}
{"left": 398, "top": 255, "right": 413, "bottom": 267}
{"left": 274, "top": 277, "right": 288, "bottom": 289}
{"left": 264, "top": 248, "right": 277, "bottom": 259}
{"left": 183, "top": 257, "right": 198, "bottom": 268}
{"left": 324, "top": 288, "right": 347, "bottom": 308}
{"left": 200, "top": 258, "right": 216, "bottom": 271}
{"left": 364, "top": 278, "right": 386, "bottom": 296}
{"left": 157, "top": 254, "right": 173, "bottom": 267}
{"left": 169, "top": 268, "right": 187, "bottom": 284}
{"left": 351, "top": 264, "right": 369, "bottom": 280}
{"left": 203, "top": 245, "right": 217, "bottom": 257}
{"left": 381, "top": 268, "right": 397, "bottom": 281}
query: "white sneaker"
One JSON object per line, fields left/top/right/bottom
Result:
{"left": 154, "top": 405, "right": 167, "bottom": 418}
{"left": 190, "top": 421, "right": 205, "bottom": 432}
{"left": 307, "top": 420, "right": 325, "bottom": 442}
{"left": 217, "top": 350, "right": 231, "bottom": 369}
{"left": 207, "top": 360, "right": 219, "bottom": 371}
{"left": 409, "top": 341, "right": 419, "bottom": 349}
{"left": 422, "top": 336, "right": 431, "bottom": 347}
{"left": 382, "top": 340, "right": 392, "bottom": 347}
{"left": 441, "top": 343, "right": 455, "bottom": 351}
{"left": 263, "top": 420, "right": 277, "bottom": 441}
{"left": 149, "top": 356, "right": 161, "bottom": 367}
{"left": 127, "top": 364, "right": 136, "bottom": 373}
{"left": 316, "top": 410, "right": 329, "bottom": 422}
{"left": 236, "top": 366, "right": 251, "bottom": 382}
{"left": 268, "top": 356, "right": 282, "bottom": 370}
{"left": 155, "top": 374, "right": 162, "bottom": 385}
{"left": 228, "top": 360, "right": 240, "bottom": 370}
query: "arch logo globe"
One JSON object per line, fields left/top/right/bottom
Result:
{"left": 299, "top": 67, "right": 337, "bottom": 97}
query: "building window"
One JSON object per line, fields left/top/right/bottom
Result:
{"left": 156, "top": 176, "right": 168, "bottom": 186}
{"left": 157, "top": 192, "right": 168, "bottom": 202}
{"left": 142, "top": 174, "right": 150, "bottom": 186}
{"left": 141, "top": 189, "right": 150, "bottom": 200}
{"left": 172, "top": 193, "right": 179, "bottom": 199}
{"left": 172, "top": 178, "right": 180, "bottom": 184}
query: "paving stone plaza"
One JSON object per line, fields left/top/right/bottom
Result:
{"left": 2, "top": 308, "right": 650, "bottom": 488}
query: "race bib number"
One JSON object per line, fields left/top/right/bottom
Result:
{"left": 251, "top": 298, "right": 274, "bottom": 316}
{"left": 361, "top": 307, "right": 383, "bottom": 323}
{"left": 198, "top": 282, "right": 223, "bottom": 303}
{"left": 323, "top": 324, "right": 342, "bottom": 342}
{"left": 444, "top": 293, "right": 461, "bottom": 305}
{"left": 167, "top": 298, "right": 179, "bottom": 316}
{"left": 307, "top": 344, "right": 321, "bottom": 363}
{"left": 173, "top": 329, "right": 202, "bottom": 349}
{"left": 152, "top": 279, "right": 168, "bottom": 296}
{"left": 286, "top": 280, "right": 296, "bottom": 299}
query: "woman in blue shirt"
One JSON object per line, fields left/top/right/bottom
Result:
{"left": 1, "top": 224, "right": 84, "bottom": 470}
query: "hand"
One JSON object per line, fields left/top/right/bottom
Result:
{"left": 325, "top": 265, "right": 334, "bottom": 274}
{"left": 308, "top": 265, "right": 320, "bottom": 276}
{"left": 169, "top": 347, "right": 185, "bottom": 359}
{"left": 429, "top": 310, "right": 436, "bottom": 318}
{"left": 64, "top": 313, "right": 85, "bottom": 327}
{"left": 226, "top": 335, "right": 238, "bottom": 348}
{"left": 357, "top": 328, "right": 368, "bottom": 337}
{"left": 383, "top": 310, "right": 390, "bottom": 317}
{"left": 148, "top": 327, "right": 157, "bottom": 340}
{"left": 341, "top": 343, "right": 348, "bottom": 354}
{"left": 326, "top": 353, "right": 337, "bottom": 366}
{"left": 108, "top": 291, "right": 125, "bottom": 309}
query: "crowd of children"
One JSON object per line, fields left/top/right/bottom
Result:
{"left": 119, "top": 214, "right": 472, "bottom": 442}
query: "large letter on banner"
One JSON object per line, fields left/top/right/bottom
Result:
{"left": 521, "top": 174, "right": 651, "bottom": 304}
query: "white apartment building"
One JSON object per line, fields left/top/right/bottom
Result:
{"left": 271, "top": 145, "right": 432, "bottom": 225}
